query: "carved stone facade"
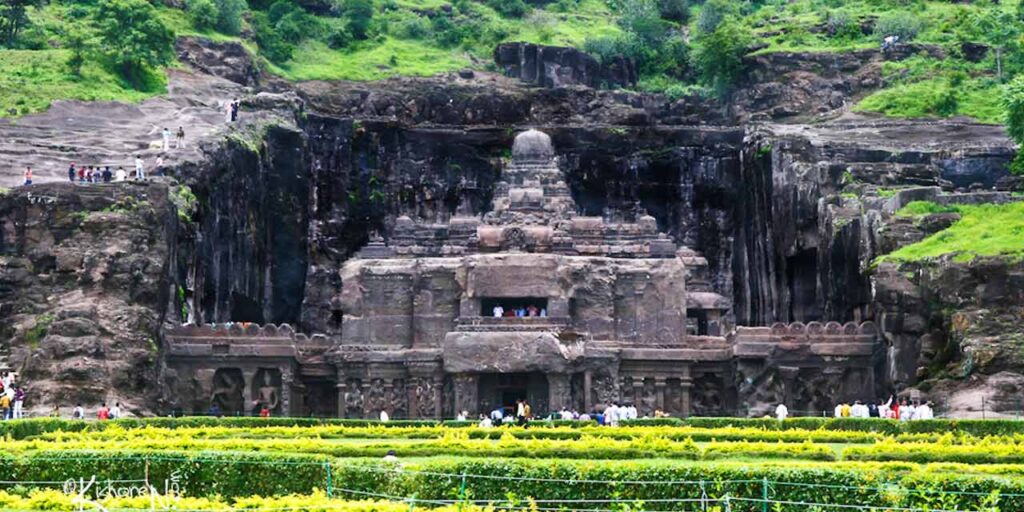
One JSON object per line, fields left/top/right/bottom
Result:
{"left": 165, "top": 130, "right": 880, "bottom": 418}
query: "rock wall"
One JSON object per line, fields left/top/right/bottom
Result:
{"left": 0, "top": 183, "right": 176, "bottom": 414}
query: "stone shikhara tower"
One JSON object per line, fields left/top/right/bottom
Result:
{"left": 332, "top": 129, "right": 732, "bottom": 418}
{"left": 166, "top": 129, "right": 879, "bottom": 418}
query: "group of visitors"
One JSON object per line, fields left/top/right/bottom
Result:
{"left": 60, "top": 402, "right": 123, "bottom": 420}
{"left": 774, "top": 396, "right": 935, "bottom": 421}
{"left": 834, "top": 397, "right": 934, "bottom": 420}
{"left": 469, "top": 401, "right": 658, "bottom": 428}
{"left": 0, "top": 372, "right": 24, "bottom": 420}
{"left": 491, "top": 304, "right": 548, "bottom": 318}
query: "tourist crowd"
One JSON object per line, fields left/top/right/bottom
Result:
{"left": 449, "top": 400, "right": 667, "bottom": 428}
{"left": 0, "top": 372, "right": 24, "bottom": 420}
{"left": 21, "top": 97, "right": 244, "bottom": 187}
{"left": 774, "top": 396, "right": 935, "bottom": 421}
{"left": 491, "top": 304, "right": 548, "bottom": 318}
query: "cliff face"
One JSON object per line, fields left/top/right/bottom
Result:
{"left": 0, "top": 40, "right": 1020, "bottom": 415}
{"left": 0, "top": 183, "right": 175, "bottom": 413}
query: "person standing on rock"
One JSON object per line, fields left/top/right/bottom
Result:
{"left": 97, "top": 402, "right": 110, "bottom": 420}
{"left": 22, "top": 166, "right": 32, "bottom": 185}
{"left": 0, "top": 392, "right": 10, "bottom": 420}
{"left": 176, "top": 127, "right": 186, "bottom": 149}
{"left": 116, "top": 167, "right": 127, "bottom": 182}
{"left": 103, "top": 166, "right": 112, "bottom": 183}
{"left": 109, "top": 402, "right": 121, "bottom": 420}
{"left": 68, "top": 163, "right": 77, "bottom": 182}
{"left": 225, "top": 99, "right": 233, "bottom": 123}
{"left": 72, "top": 403, "right": 84, "bottom": 419}
{"left": 134, "top": 155, "right": 145, "bottom": 180}
{"left": 231, "top": 98, "right": 240, "bottom": 122}
{"left": 162, "top": 127, "right": 172, "bottom": 151}
{"left": 13, "top": 385, "right": 24, "bottom": 419}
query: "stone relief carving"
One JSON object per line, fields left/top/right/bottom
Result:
{"left": 343, "top": 379, "right": 364, "bottom": 418}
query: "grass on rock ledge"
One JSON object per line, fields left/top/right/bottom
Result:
{"left": 878, "top": 201, "right": 1024, "bottom": 263}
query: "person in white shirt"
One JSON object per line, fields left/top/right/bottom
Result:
{"left": 379, "top": 410, "right": 389, "bottom": 422}
{"left": 115, "top": 167, "right": 127, "bottom": 182}
{"left": 627, "top": 404, "right": 638, "bottom": 420}
{"left": 775, "top": 403, "right": 789, "bottom": 421}
{"left": 109, "top": 402, "right": 121, "bottom": 420}
{"left": 915, "top": 402, "right": 934, "bottom": 420}
{"left": 851, "top": 401, "right": 869, "bottom": 418}
{"left": 72, "top": 404, "right": 85, "bottom": 419}
{"left": 493, "top": 305, "right": 504, "bottom": 318}
{"left": 456, "top": 410, "right": 468, "bottom": 421}
{"left": 834, "top": 404, "right": 843, "bottom": 418}
{"left": 134, "top": 156, "right": 145, "bottom": 180}
{"left": 162, "top": 128, "right": 171, "bottom": 151}
{"left": 901, "top": 402, "right": 916, "bottom": 421}
{"left": 478, "top": 415, "right": 492, "bottom": 428}
{"left": 605, "top": 403, "right": 620, "bottom": 426}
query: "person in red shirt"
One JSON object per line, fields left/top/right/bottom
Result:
{"left": 259, "top": 403, "right": 270, "bottom": 418}
{"left": 97, "top": 402, "right": 110, "bottom": 420}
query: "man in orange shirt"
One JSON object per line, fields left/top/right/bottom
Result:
{"left": 97, "top": 402, "right": 110, "bottom": 420}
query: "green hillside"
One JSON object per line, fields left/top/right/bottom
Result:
{"left": 2, "top": 0, "right": 1024, "bottom": 123}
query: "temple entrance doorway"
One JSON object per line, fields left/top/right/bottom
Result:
{"left": 478, "top": 372, "right": 549, "bottom": 417}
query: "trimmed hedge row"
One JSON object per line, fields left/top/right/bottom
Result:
{"left": 8, "top": 416, "right": 1024, "bottom": 440}
{"left": 0, "top": 418, "right": 598, "bottom": 440}
{"left": 625, "top": 417, "right": 1024, "bottom": 437}
{"left": 34, "top": 423, "right": 891, "bottom": 445}
{"left": 335, "top": 458, "right": 1024, "bottom": 511}
{"left": 9, "top": 436, "right": 838, "bottom": 462}
{"left": 0, "top": 450, "right": 329, "bottom": 498}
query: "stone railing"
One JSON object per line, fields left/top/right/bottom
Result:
{"left": 455, "top": 316, "right": 571, "bottom": 332}
{"left": 734, "top": 321, "right": 878, "bottom": 340}
{"left": 166, "top": 323, "right": 331, "bottom": 346}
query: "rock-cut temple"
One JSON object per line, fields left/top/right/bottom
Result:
{"left": 166, "top": 129, "right": 881, "bottom": 418}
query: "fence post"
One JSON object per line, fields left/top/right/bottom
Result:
{"left": 724, "top": 495, "right": 731, "bottom": 512}
{"left": 762, "top": 477, "right": 768, "bottom": 512}
{"left": 325, "top": 461, "right": 333, "bottom": 498}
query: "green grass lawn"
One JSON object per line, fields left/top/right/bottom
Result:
{"left": 878, "top": 201, "right": 1024, "bottom": 263}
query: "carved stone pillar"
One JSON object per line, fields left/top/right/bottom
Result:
{"left": 453, "top": 373, "right": 478, "bottom": 416}
{"left": 336, "top": 381, "right": 347, "bottom": 419}
{"left": 632, "top": 377, "right": 644, "bottom": 407}
{"left": 654, "top": 377, "right": 666, "bottom": 412}
{"left": 361, "top": 380, "right": 372, "bottom": 418}
{"left": 433, "top": 376, "right": 444, "bottom": 419}
{"left": 281, "top": 368, "right": 294, "bottom": 417}
{"left": 680, "top": 380, "right": 692, "bottom": 417}
{"left": 547, "top": 373, "right": 571, "bottom": 412}
{"left": 583, "top": 371, "right": 593, "bottom": 412}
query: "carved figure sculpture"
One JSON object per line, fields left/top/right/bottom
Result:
{"left": 256, "top": 370, "right": 280, "bottom": 410}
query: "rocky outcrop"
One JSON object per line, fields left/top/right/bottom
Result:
{"left": 873, "top": 257, "right": 1024, "bottom": 416}
{"left": 0, "top": 183, "right": 176, "bottom": 414}
{"left": 175, "top": 37, "right": 261, "bottom": 87}
{"left": 733, "top": 44, "right": 944, "bottom": 122}
{"left": 494, "top": 42, "right": 637, "bottom": 89}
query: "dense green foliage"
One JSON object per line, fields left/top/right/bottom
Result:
{"left": 2, "top": 0, "right": 1024, "bottom": 123}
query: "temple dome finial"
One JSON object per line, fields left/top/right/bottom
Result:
{"left": 512, "top": 129, "right": 554, "bottom": 162}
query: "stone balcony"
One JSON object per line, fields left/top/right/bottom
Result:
{"left": 455, "top": 315, "right": 572, "bottom": 332}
